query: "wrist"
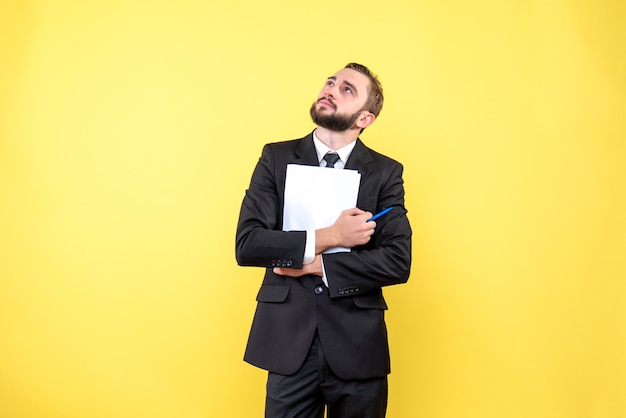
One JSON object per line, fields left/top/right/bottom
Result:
{"left": 315, "top": 227, "right": 339, "bottom": 254}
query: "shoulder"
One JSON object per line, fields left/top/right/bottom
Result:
{"left": 258, "top": 133, "right": 316, "bottom": 166}
{"left": 264, "top": 133, "right": 313, "bottom": 151}
{"left": 356, "top": 139, "right": 404, "bottom": 170}
{"left": 369, "top": 147, "right": 403, "bottom": 167}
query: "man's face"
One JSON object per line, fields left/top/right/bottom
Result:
{"left": 310, "top": 68, "right": 371, "bottom": 132}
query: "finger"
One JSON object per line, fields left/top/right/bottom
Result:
{"left": 274, "top": 267, "right": 303, "bottom": 278}
{"left": 345, "top": 207, "right": 365, "bottom": 216}
{"left": 358, "top": 212, "right": 373, "bottom": 222}
{"left": 366, "top": 220, "right": 377, "bottom": 228}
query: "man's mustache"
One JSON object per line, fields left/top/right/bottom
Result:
{"left": 317, "top": 97, "right": 337, "bottom": 110}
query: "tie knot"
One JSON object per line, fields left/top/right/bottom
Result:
{"left": 323, "top": 152, "right": 340, "bottom": 168}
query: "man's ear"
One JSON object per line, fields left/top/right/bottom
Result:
{"left": 355, "top": 111, "right": 376, "bottom": 130}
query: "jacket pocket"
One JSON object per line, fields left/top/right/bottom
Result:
{"left": 352, "top": 292, "right": 388, "bottom": 310}
{"left": 256, "top": 284, "right": 290, "bottom": 303}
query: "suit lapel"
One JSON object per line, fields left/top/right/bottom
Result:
{"left": 345, "top": 138, "right": 374, "bottom": 186}
{"left": 293, "top": 133, "right": 320, "bottom": 166}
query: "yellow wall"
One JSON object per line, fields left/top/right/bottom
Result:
{"left": 1, "top": 1, "right": 624, "bottom": 417}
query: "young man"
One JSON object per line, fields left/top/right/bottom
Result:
{"left": 236, "top": 63, "right": 412, "bottom": 418}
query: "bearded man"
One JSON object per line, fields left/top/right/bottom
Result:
{"left": 236, "top": 63, "right": 412, "bottom": 418}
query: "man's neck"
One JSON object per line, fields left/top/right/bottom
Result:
{"left": 314, "top": 126, "right": 359, "bottom": 151}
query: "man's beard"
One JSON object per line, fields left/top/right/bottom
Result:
{"left": 310, "top": 101, "right": 362, "bottom": 132}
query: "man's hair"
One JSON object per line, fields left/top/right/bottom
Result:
{"left": 344, "top": 63, "right": 384, "bottom": 117}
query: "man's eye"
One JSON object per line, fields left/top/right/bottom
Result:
{"left": 344, "top": 87, "right": 352, "bottom": 93}
{"left": 326, "top": 80, "right": 334, "bottom": 86}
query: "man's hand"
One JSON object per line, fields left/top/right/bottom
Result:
{"left": 315, "top": 208, "right": 375, "bottom": 253}
{"left": 274, "top": 255, "right": 323, "bottom": 277}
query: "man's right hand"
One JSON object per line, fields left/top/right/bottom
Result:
{"left": 315, "top": 208, "right": 375, "bottom": 254}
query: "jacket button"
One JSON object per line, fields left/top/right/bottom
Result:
{"left": 314, "top": 286, "right": 324, "bottom": 295}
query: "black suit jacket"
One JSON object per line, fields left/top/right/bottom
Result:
{"left": 236, "top": 132, "right": 412, "bottom": 380}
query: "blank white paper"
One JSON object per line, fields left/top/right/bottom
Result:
{"left": 282, "top": 164, "right": 361, "bottom": 253}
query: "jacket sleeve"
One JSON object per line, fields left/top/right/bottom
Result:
{"left": 235, "top": 144, "right": 307, "bottom": 269}
{"left": 323, "top": 161, "right": 412, "bottom": 298}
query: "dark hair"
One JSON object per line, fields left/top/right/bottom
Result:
{"left": 344, "top": 63, "right": 384, "bottom": 117}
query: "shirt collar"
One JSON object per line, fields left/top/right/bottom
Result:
{"left": 312, "top": 131, "right": 357, "bottom": 166}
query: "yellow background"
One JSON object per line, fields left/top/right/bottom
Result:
{"left": 1, "top": 0, "right": 624, "bottom": 417}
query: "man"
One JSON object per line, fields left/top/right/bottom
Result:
{"left": 235, "top": 63, "right": 412, "bottom": 418}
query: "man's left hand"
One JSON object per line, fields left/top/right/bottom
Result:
{"left": 274, "top": 255, "right": 323, "bottom": 277}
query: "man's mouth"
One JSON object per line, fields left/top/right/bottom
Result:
{"left": 317, "top": 98, "right": 336, "bottom": 110}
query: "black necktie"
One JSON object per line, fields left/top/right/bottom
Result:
{"left": 323, "top": 152, "right": 340, "bottom": 168}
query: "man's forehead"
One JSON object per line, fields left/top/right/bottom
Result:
{"left": 330, "top": 68, "right": 367, "bottom": 82}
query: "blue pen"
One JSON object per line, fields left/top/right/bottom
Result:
{"left": 367, "top": 207, "right": 394, "bottom": 222}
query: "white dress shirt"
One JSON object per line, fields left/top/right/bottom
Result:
{"left": 302, "top": 131, "right": 357, "bottom": 285}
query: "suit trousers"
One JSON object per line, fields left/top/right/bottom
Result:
{"left": 265, "top": 333, "right": 388, "bottom": 418}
